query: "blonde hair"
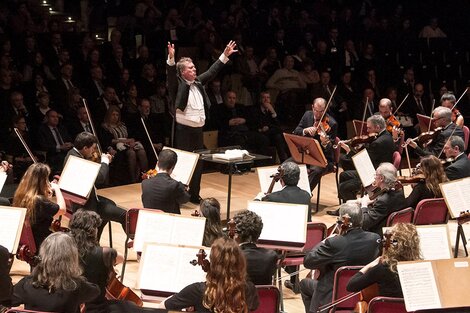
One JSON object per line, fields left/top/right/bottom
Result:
{"left": 382, "top": 223, "right": 422, "bottom": 272}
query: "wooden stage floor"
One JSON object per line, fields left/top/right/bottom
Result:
{"left": 9, "top": 169, "right": 470, "bottom": 313}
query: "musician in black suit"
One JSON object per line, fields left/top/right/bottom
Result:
{"left": 64, "top": 132, "right": 126, "bottom": 239}
{"left": 406, "top": 106, "right": 464, "bottom": 159}
{"left": 233, "top": 210, "right": 278, "bottom": 285}
{"left": 336, "top": 115, "right": 395, "bottom": 210}
{"left": 141, "top": 149, "right": 190, "bottom": 214}
{"left": 166, "top": 40, "right": 238, "bottom": 204}
{"left": 356, "top": 163, "right": 405, "bottom": 235}
{"left": 293, "top": 97, "right": 338, "bottom": 193}
{"left": 0, "top": 244, "right": 12, "bottom": 309}
{"left": 443, "top": 136, "right": 470, "bottom": 181}
{"left": 262, "top": 161, "right": 312, "bottom": 220}
{"left": 300, "top": 202, "right": 380, "bottom": 313}
{"left": 36, "top": 109, "right": 73, "bottom": 174}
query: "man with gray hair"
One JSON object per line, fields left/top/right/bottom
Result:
{"left": 300, "top": 202, "right": 380, "bottom": 313}
{"left": 443, "top": 136, "right": 470, "bottom": 180}
{"left": 358, "top": 162, "right": 405, "bottom": 235}
{"left": 440, "top": 92, "right": 464, "bottom": 127}
{"left": 405, "top": 106, "right": 464, "bottom": 158}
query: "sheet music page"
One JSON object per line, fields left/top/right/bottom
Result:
{"left": 133, "top": 210, "right": 206, "bottom": 252}
{"left": 352, "top": 149, "right": 375, "bottom": 187}
{"left": 439, "top": 178, "right": 470, "bottom": 218}
{"left": 397, "top": 261, "right": 441, "bottom": 311}
{"left": 416, "top": 225, "right": 452, "bottom": 260}
{"left": 0, "top": 206, "right": 27, "bottom": 253}
{"left": 137, "top": 243, "right": 207, "bottom": 293}
{"left": 247, "top": 201, "right": 307, "bottom": 244}
{"left": 59, "top": 156, "right": 101, "bottom": 198}
{"left": 0, "top": 172, "right": 6, "bottom": 193}
{"left": 162, "top": 147, "right": 199, "bottom": 185}
{"left": 257, "top": 165, "right": 311, "bottom": 195}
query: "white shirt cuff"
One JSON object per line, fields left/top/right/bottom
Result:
{"left": 101, "top": 154, "right": 110, "bottom": 165}
{"left": 219, "top": 53, "right": 229, "bottom": 64}
{"left": 167, "top": 57, "right": 175, "bottom": 66}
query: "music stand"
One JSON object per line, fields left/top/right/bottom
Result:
{"left": 417, "top": 113, "right": 437, "bottom": 133}
{"left": 283, "top": 133, "right": 327, "bottom": 168}
{"left": 352, "top": 119, "right": 368, "bottom": 136}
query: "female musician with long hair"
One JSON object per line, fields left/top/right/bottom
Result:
{"left": 11, "top": 232, "right": 99, "bottom": 312}
{"left": 347, "top": 223, "right": 422, "bottom": 297}
{"left": 200, "top": 198, "right": 224, "bottom": 247}
{"left": 12, "top": 163, "right": 66, "bottom": 248}
{"left": 158, "top": 237, "right": 259, "bottom": 313}
{"left": 404, "top": 155, "right": 448, "bottom": 208}
{"left": 101, "top": 105, "right": 148, "bottom": 183}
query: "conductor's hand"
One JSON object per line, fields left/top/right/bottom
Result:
{"left": 167, "top": 42, "right": 175, "bottom": 60}
{"left": 223, "top": 40, "right": 238, "bottom": 58}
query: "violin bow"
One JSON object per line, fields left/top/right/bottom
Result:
{"left": 405, "top": 144, "right": 412, "bottom": 175}
{"left": 428, "top": 99, "right": 436, "bottom": 132}
{"left": 320, "top": 85, "right": 337, "bottom": 122}
{"left": 14, "top": 128, "right": 37, "bottom": 163}
{"left": 392, "top": 93, "right": 409, "bottom": 116}
{"left": 437, "top": 125, "right": 458, "bottom": 159}
{"left": 451, "top": 87, "right": 469, "bottom": 110}
{"left": 140, "top": 117, "right": 159, "bottom": 163}
{"left": 82, "top": 98, "right": 103, "bottom": 155}
{"left": 361, "top": 96, "right": 369, "bottom": 130}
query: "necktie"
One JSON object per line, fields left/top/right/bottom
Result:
{"left": 53, "top": 127, "right": 64, "bottom": 145}
{"left": 417, "top": 99, "right": 424, "bottom": 114}
{"left": 66, "top": 80, "right": 73, "bottom": 90}
{"left": 85, "top": 123, "right": 92, "bottom": 133}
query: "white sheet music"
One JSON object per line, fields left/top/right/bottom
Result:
{"left": 247, "top": 201, "right": 307, "bottom": 244}
{"left": 133, "top": 210, "right": 206, "bottom": 252}
{"left": 440, "top": 178, "right": 470, "bottom": 218}
{"left": 397, "top": 261, "right": 441, "bottom": 311}
{"left": 257, "top": 165, "right": 311, "bottom": 195}
{"left": 0, "top": 172, "right": 6, "bottom": 193}
{"left": 137, "top": 243, "right": 208, "bottom": 293}
{"left": 0, "top": 206, "right": 27, "bottom": 253}
{"left": 416, "top": 225, "right": 452, "bottom": 260}
{"left": 59, "top": 155, "right": 101, "bottom": 198}
{"left": 161, "top": 147, "right": 199, "bottom": 185}
{"left": 352, "top": 149, "right": 375, "bottom": 187}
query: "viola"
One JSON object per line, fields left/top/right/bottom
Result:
{"left": 105, "top": 270, "right": 143, "bottom": 306}
{"left": 227, "top": 218, "right": 236, "bottom": 239}
{"left": 366, "top": 181, "right": 403, "bottom": 201}
{"left": 190, "top": 249, "right": 210, "bottom": 272}
{"left": 50, "top": 216, "right": 70, "bottom": 232}
{"left": 333, "top": 133, "right": 379, "bottom": 150}
{"left": 411, "top": 127, "right": 443, "bottom": 147}
{"left": 397, "top": 174, "right": 425, "bottom": 185}
{"left": 266, "top": 166, "right": 283, "bottom": 195}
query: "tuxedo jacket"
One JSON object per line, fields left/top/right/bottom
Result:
{"left": 240, "top": 243, "right": 279, "bottom": 285}
{"left": 36, "top": 124, "right": 72, "bottom": 154}
{"left": 416, "top": 122, "right": 464, "bottom": 158}
{"left": 141, "top": 173, "right": 190, "bottom": 214}
{"left": 445, "top": 153, "right": 470, "bottom": 181}
{"left": 167, "top": 58, "right": 225, "bottom": 116}
{"left": 304, "top": 228, "right": 380, "bottom": 312}
{"left": 293, "top": 111, "right": 338, "bottom": 164}
{"left": 362, "top": 130, "right": 395, "bottom": 168}
{"left": 262, "top": 185, "right": 311, "bottom": 206}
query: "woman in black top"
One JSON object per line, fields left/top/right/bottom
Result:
{"left": 404, "top": 155, "right": 448, "bottom": 209}
{"left": 158, "top": 237, "right": 259, "bottom": 313}
{"left": 12, "top": 232, "right": 99, "bottom": 313}
{"left": 347, "top": 223, "right": 422, "bottom": 297}
{"left": 12, "top": 163, "right": 66, "bottom": 248}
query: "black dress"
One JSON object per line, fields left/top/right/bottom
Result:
{"left": 346, "top": 263, "right": 403, "bottom": 298}
{"left": 12, "top": 276, "right": 99, "bottom": 313}
{"left": 164, "top": 281, "right": 259, "bottom": 313}
{"left": 404, "top": 181, "right": 435, "bottom": 209}
{"left": 31, "top": 196, "right": 59, "bottom": 248}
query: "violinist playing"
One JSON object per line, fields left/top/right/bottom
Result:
{"left": 333, "top": 115, "right": 395, "bottom": 215}
{"left": 441, "top": 92, "right": 464, "bottom": 128}
{"left": 403, "top": 155, "right": 448, "bottom": 209}
{"left": 354, "top": 163, "right": 405, "bottom": 236}
{"left": 405, "top": 106, "right": 464, "bottom": 159}
{"left": 299, "top": 202, "right": 380, "bottom": 313}
{"left": 443, "top": 136, "right": 470, "bottom": 181}
{"left": 378, "top": 98, "right": 402, "bottom": 144}
{"left": 293, "top": 97, "right": 338, "bottom": 192}
{"left": 346, "top": 223, "right": 422, "bottom": 300}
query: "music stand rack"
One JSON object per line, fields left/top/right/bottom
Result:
{"left": 283, "top": 133, "right": 327, "bottom": 168}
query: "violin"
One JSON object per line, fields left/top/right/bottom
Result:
{"left": 314, "top": 116, "right": 331, "bottom": 134}
{"left": 190, "top": 249, "right": 210, "bottom": 273}
{"left": 365, "top": 181, "right": 403, "bottom": 201}
{"left": 441, "top": 157, "right": 455, "bottom": 167}
{"left": 385, "top": 114, "right": 401, "bottom": 133}
{"left": 452, "top": 108, "right": 461, "bottom": 123}
{"left": 405, "top": 127, "right": 443, "bottom": 148}
{"left": 334, "top": 133, "right": 378, "bottom": 150}
{"left": 266, "top": 166, "right": 283, "bottom": 195}
{"left": 397, "top": 174, "right": 425, "bottom": 185}
{"left": 191, "top": 210, "right": 200, "bottom": 217}
{"left": 50, "top": 215, "right": 70, "bottom": 232}
{"left": 105, "top": 270, "right": 143, "bottom": 306}
{"left": 227, "top": 218, "right": 236, "bottom": 239}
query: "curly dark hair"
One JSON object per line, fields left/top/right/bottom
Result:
{"left": 69, "top": 209, "right": 102, "bottom": 258}
{"left": 233, "top": 210, "right": 263, "bottom": 243}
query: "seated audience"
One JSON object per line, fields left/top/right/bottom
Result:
{"left": 200, "top": 198, "right": 224, "bottom": 247}
{"left": 158, "top": 237, "right": 259, "bottom": 312}
{"left": 141, "top": 149, "right": 190, "bottom": 214}
{"left": 12, "top": 232, "right": 99, "bottom": 312}
{"left": 12, "top": 163, "right": 66, "bottom": 248}
{"left": 347, "top": 223, "right": 422, "bottom": 297}
{"left": 233, "top": 210, "right": 279, "bottom": 285}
